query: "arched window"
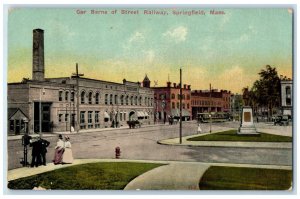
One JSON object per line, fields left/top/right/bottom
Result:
{"left": 145, "top": 97, "right": 147, "bottom": 106}
{"left": 71, "top": 92, "right": 75, "bottom": 102}
{"left": 81, "top": 91, "right": 85, "bottom": 104}
{"left": 95, "top": 92, "right": 100, "bottom": 104}
{"left": 130, "top": 96, "right": 134, "bottom": 105}
{"left": 171, "top": 93, "right": 175, "bottom": 99}
{"left": 65, "top": 91, "right": 69, "bottom": 101}
{"left": 88, "top": 92, "right": 93, "bottom": 104}
{"left": 110, "top": 94, "right": 113, "bottom": 105}
{"left": 120, "top": 95, "right": 124, "bottom": 105}
{"left": 126, "top": 96, "right": 129, "bottom": 105}
{"left": 115, "top": 95, "right": 118, "bottom": 105}
{"left": 135, "top": 96, "right": 138, "bottom": 105}
{"left": 105, "top": 94, "right": 108, "bottom": 105}
{"left": 139, "top": 96, "right": 142, "bottom": 106}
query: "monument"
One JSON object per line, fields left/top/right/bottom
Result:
{"left": 237, "top": 88, "right": 259, "bottom": 135}
{"left": 237, "top": 106, "right": 259, "bottom": 134}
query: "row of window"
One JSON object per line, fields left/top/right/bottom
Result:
{"left": 155, "top": 93, "right": 191, "bottom": 100}
{"left": 59, "top": 91, "right": 75, "bottom": 102}
{"left": 171, "top": 102, "right": 190, "bottom": 109}
{"left": 191, "top": 100, "right": 223, "bottom": 106}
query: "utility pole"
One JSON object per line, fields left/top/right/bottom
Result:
{"left": 179, "top": 68, "right": 182, "bottom": 144}
{"left": 209, "top": 83, "right": 212, "bottom": 133}
{"left": 72, "top": 63, "right": 84, "bottom": 133}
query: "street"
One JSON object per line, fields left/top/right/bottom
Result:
{"left": 7, "top": 121, "right": 292, "bottom": 170}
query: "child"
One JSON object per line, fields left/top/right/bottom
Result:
{"left": 197, "top": 124, "right": 202, "bottom": 134}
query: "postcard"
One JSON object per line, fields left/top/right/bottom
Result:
{"left": 6, "top": 6, "right": 293, "bottom": 192}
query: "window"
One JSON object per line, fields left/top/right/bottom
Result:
{"left": 172, "top": 102, "right": 175, "bottom": 109}
{"left": 95, "top": 111, "right": 100, "bottom": 128}
{"left": 150, "top": 98, "right": 153, "bottom": 106}
{"left": 182, "top": 94, "right": 185, "bottom": 100}
{"left": 177, "top": 102, "right": 179, "bottom": 109}
{"left": 95, "top": 93, "right": 99, "bottom": 104}
{"left": 187, "top": 94, "right": 190, "bottom": 100}
{"left": 120, "top": 113, "right": 123, "bottom": 121}
{"left": 110, "top": 94, "right": 113, "bottom": 105}
{"left": 81, "top": 91, "right": 85, "bottom": 104}
{"left": 59, "top": 114, "right": 63, "bottom": 122}
{"left": 139, "top": 96, "right": 142, "bottom": 105}
{"left": 71, "top": 92, "right": 74, "bottom": 102}
{"left": 120, "top": 95, "right": 124, "bottom": 105}
{"left": 126, "top": 96, "right": 129, "bottom": 105}
{"left": 171, "top": 93, "right": 175, "bottom": 99}
{"left": 80, "top": 112, "right": 85, "bottom": 123}
{"left": 115, "top": 95, "right": 118, "bottom": 105}
{"left": 187, "top": 103, "right": 190, "bottom": 109}
{"left": 9, "top": 120, "right": 14, "bottom": 131}
{"left": 135, "top": 96, "right": 138, "bottom": 105}
{"left": 131, "top": 96, "right": 133, "bottom": 105}
{"left": 88, "top": 92, "right": 93, "bottom": 104}
{"left": 286, "top": 86, "right": 291, "bottom": 106}
{"left": 183, "top": 103, "right": 185, "bottom": 109}
{"left": 88, "top": 111, "right": 93, "bottom": 128}
{"left": 80, "top": 111, "right": 86, "bottom": 129}
{"left": 65, "top": 91, "right": 69, "bottom": 101}
{"left": 59, "top": 91, "right": 63, "bottom": 101}
{"left": 105, "top": 94, "right": 108, "bottom": 105}
{"left": 65, "top": 114, "right": 69, "bottom": 122}
{"left": 177, "top": 94, "right": 180, "bottom": 100}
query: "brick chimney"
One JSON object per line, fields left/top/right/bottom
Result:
{"left": 32, "top": 29, "right": 45, "bottom": 81}
{"left": 173, "top": 83, "right": 176, "bottom": 88}
{"left": 184, "top": 84, "right": 187, "bottom": 89}
{"left": 167, "top": 81, "right": 171, "bottom": 87}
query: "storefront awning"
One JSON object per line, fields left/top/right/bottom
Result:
{"left": 171, "top": 109, "right": 190, "bottom": 117}
{"left": 137, "top": 111, "right": 145, "bottom": 117}
{"left": 104, "top": 112, "right": 110, "bottom": 118}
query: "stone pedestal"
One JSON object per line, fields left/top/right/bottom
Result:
{"left": 237, "top": 106, "right": 259, "bottom": 135}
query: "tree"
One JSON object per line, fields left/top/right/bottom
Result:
{"left": 251, "top": 65, "right": 281, "bottom": 120}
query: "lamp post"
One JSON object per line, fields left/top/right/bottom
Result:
{"left": 209, "top": 83, "right": 212, "bottom": 133}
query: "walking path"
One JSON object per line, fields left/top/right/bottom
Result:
{"left": 7, "top": 159, "right": 292, "bottom": 190}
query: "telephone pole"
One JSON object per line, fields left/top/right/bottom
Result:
{"left": 179, "top": 68, "right": 182, "bottom": 144}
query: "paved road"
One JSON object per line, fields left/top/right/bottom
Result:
{"left": 7, "top": 121, "right": 292, "bottom": 170}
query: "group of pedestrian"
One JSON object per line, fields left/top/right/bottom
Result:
{"left": 53, "top": 134, "right": 74, "bottom": 165}
{"left": 29, "top": 134, "right": 50, "bottom": 167}
{"left": 29, "top": 134, "right": 73, "bottom": 167}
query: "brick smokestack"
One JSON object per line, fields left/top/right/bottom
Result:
{"left": 32, "top": 29, "right": 45, "bottom": 81}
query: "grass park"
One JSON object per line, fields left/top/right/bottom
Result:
{"left": 199, "top": 166, "right": 292, "bottom": 190}
{"left": 8, "top": 162, "right": 163, "bottom": 190}
{"left": 187, "top": 130, "right": 292, "bottom": 142}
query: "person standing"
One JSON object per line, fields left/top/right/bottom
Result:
{"left": 53, "top": 134, "right": 65, "bottom": 165}
{"left": 38, "top": 134, "right": 50, "bottom": 166}
{"left": 30, "top": 136, "right": 41, "bottom": 167}
{"left": 62, "top": 136, "right": 73, "bottom": 164}
{"left": 197, "top": 123, "right": 202, "bottom": 134}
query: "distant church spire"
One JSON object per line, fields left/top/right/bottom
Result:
{"left": 143, "top": 74, "right": 151, "bottom": 88}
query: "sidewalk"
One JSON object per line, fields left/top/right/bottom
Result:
{"left": 7, "top": 159, "right": 292, "bottom": 190}
{"left": 158, "top": 130, "right": 292, "bottom": 149}
{"left": 7, "top": 123, "right": 168, "bottom": 141}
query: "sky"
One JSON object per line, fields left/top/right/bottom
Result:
{"left": 7, "top": 7, "right": 293, "bottom": 94}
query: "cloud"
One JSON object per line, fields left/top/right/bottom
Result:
{"left": 163, "top": 26, "right": 188, "bottom": 43}
{"left": 128, "top": 31, "right": 145, "bottom": 43}
{"left": 143, "top": 50, "right": 155, "bottom": 63}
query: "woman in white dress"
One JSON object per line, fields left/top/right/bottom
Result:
{"left": 197, "top": 124, "right": 202, "bottom": 134}
{"left": 62, "top": 136, "right": 73, "bottom": 164}
{"left": 53, "top": 134, "right": 65, "bottom": 164}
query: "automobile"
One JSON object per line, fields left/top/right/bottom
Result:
{"left": 274, "top": 115, "right": 289, "bottom": 126}
{"left": 127, "top": 120, "right": 141, "bottom": 129}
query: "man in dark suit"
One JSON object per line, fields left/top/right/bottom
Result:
{"left": 30, "top": 136, "right": 41, "bottom": 167}
{"left": 38, "top": 134, "right": 50, "bottom": 166}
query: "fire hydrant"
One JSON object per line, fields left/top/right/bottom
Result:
{"left": 115, "top": 147, "right": 121, "bottom": 159}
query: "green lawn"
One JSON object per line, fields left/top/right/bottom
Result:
{"left": 187, "top": 130, "right": 292, "bottom": 142}
{"left": 8, "top": 162, "right": 164, "bottom": 190}
{"left": 199, "top": 166, "right": 292, "bottom": 190}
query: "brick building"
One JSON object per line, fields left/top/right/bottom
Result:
{"left": 280, "top": 77, "right": 292, "bottom": 117}
{"left": 191, "top": 89, "right": 231, "bottom": 119}
{"left": 7, "top": 29, "right": 154, "bottom": 135}
{"left": 152, "top": 82, "right": 192, "bottom": 122}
